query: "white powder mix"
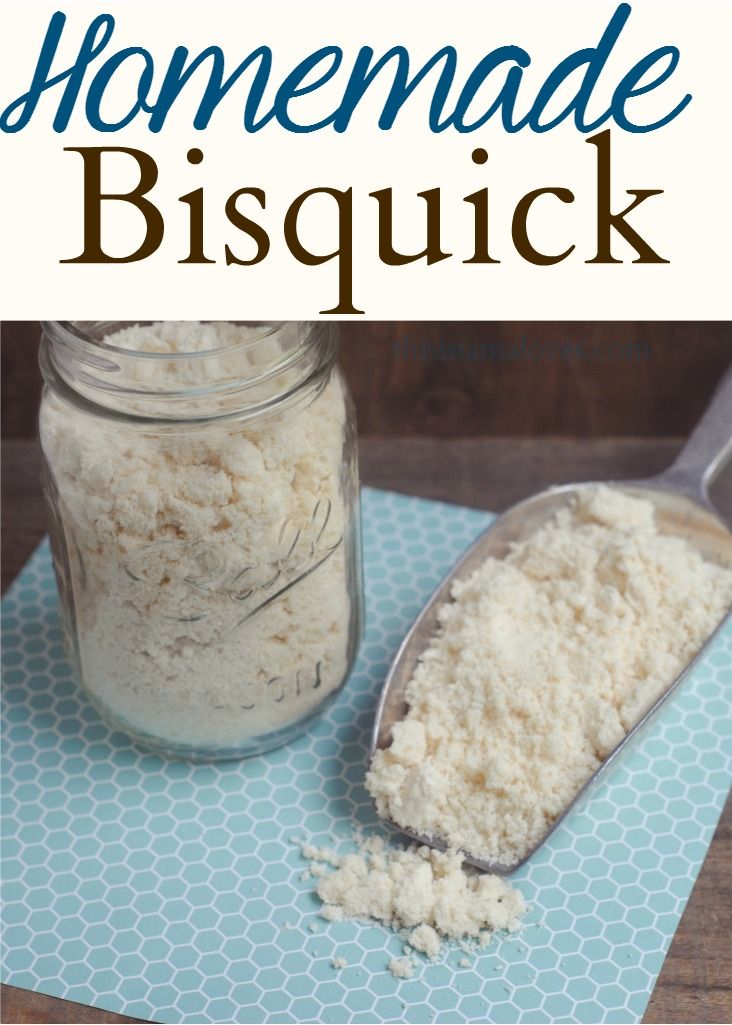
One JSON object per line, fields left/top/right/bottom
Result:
{"left": 367, "top": 486, "right": 732, "bottom": 867}
{"left": 408, "top": 923, "right": 441, "bottom": 960}
{"left": 300, "top": 835, "right": 525, "bottom": 959}
{"left": 388, "top": 958, "right": 414, "bottom": 980}
{"left": 40, "top": 322, "right": 353, "bottom": 753}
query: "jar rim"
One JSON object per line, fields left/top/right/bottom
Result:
{"left": 41, "top": 320, "right": 290, "bottom": 361}
{"left": 39, "top": 320, "right": 338, "bottom": 425}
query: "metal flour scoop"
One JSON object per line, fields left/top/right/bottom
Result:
{"left": 369, "top": 363, "right": 732, "bottom": 874}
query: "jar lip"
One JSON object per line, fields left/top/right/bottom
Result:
{"left": 41, "top": 320, "right": 291, "bottom": 361}
{"left": 39, "top": 321, "right": 339, "bottom": 426}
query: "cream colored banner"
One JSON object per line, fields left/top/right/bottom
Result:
{"left": 0, "top": 0, "right": 729, "bottom": 319}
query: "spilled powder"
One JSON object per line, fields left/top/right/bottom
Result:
{"left": 388, "top": 957, "right": 414, "bottom": 979}
{"left": 298, "top": 835, "right": 525, "bottom": 965}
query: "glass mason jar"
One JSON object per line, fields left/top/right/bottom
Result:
{"left": 38, "top": 321, "right": 363, "bottom": 760}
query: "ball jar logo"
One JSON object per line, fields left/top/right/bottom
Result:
{"left": 122, "top": 498, "right": 342, "bottom": 628}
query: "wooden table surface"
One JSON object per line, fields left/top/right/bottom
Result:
{"left": 1, "top": 437, "right": 730, "bottom": 1025}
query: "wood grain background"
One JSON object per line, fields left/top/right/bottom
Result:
{"left": 2, "top": 321, "right": 730, "bottom": 438}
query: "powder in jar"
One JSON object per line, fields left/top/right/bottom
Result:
{"left": 40, "top": 321, "right": 355, "bottom": 754}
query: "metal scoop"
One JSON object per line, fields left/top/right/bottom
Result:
{"left": 369, "top": 363, "right": 732, "bottom": 874}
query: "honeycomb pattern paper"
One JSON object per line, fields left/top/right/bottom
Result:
{"left": 2, "top": 487, "right": 731, "bottom": 1024}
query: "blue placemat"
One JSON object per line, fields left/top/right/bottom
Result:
{"left": 2, "top": 487, "right": 731, "bottom": 1024}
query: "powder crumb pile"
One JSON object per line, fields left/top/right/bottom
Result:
{"left": 388, "top": 957, "right": 414, "bottom": 980}
{"left": 367, "top": 486, "right": 732, "bottom": 867}
{"left": 408, "top": 923, "right": 441, "bottom": 959}
{"left": 299, "top": 834, "right": 525, "bottom": 963}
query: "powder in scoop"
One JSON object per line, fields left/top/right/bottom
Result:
{"left": 367, "top": 486, "right": 732, "bottom": 866}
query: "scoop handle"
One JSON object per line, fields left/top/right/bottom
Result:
{"left": 657, "top": 361, "right": 732, "bottom": 502}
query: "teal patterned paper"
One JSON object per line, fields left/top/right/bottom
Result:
{"left": 2, "top": 487, "right": 731, "bottom": 1025}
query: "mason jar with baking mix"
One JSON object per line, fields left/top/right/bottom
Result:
{"left": 38, "top": 320, "right": 363, "bottom": 760}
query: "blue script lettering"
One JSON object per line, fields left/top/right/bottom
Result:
{"left": 333, "top": 46, "right": 457, "bottom": 132}
{"left": 148, "top": 46, "right": 272, "bottom": 132}
{"left": 1, "top": 12, "right": 114, "bottom": 131}
{"left": 0, "top": 4, "right": 692, "bottom": 136}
